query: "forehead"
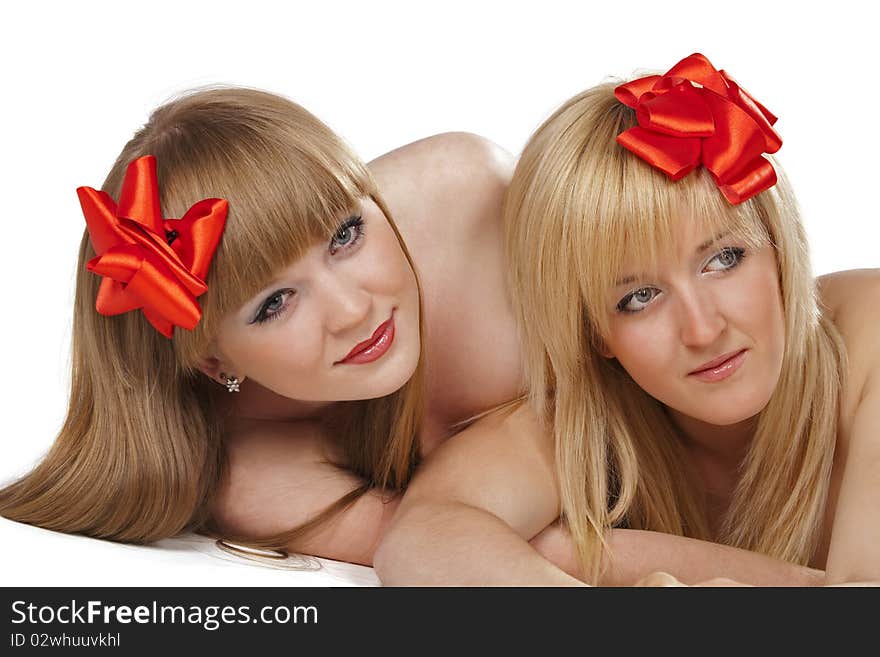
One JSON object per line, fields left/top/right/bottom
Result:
{"left": 227, "top": 195, "right": 390, "bottom": 311}
{"left": 613, "top": 211, "right": 738, "bottom": 277}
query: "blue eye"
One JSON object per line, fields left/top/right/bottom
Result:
{"left": 704, "top": 247, "right": 746, "bottom": 273}
{"left": 330, "top": 215, "right": 365, "bottom": 255}
{"left": 252, "top": 289, "right": 294, "bottom": 324}
{"left": 617, "top": 286, "right": 661, "bottom": 313}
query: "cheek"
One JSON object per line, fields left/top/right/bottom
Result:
{"left": 753, "top": 266, "right": 786, "bottom": 373}
{"left": 734, "top": 253, "right": 785, "bottom": 352}
{"left": 606, "top": 314, "right": 678, "bottom": 391}
{"left": 220, "top": 319, "right": 326, "bottom": 389}
{"left": 366, "top": 221, "right": 417, "bottom": 295}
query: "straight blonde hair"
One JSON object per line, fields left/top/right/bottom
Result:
{"left": 0, "top": 88, "right": 425, "bottom": 551}
{"left": 505, "top": 83, "right": 844, "bottom": 583}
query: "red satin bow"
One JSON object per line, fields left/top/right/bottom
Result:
{"left": 77, "top": 156, "right": 228, "bottom": 338}
{"left": 615, "top": 53, "right": 782, "bottom": 204}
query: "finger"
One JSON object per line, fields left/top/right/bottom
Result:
{"left": 634, "top": 571, "right": 688, "bottom": 587}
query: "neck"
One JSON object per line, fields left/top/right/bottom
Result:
{"left": 218, "top": 378, "right": 335, "bottom": 423}
{"left": 668, "top": 409, "right": 757, "bottom": 469}
{"left": 668, "top": 410, "right": 758, "bottom": 536}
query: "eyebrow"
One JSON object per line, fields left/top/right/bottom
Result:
{"left": 614, "top": 230, "right": 731, "bottom": 287}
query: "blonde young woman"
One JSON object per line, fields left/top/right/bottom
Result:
{"left": 375, "top": 54, "right": 879, "bottom": 586}
{"left": 0, "top": 86, "right": 580, "bottom": 566}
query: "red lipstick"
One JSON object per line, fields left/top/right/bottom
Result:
{"left": 336, "top": 315, "right": 395, "bottom": 365}
{"left": 688, "top": 349, "right": 747, "bottom": 383}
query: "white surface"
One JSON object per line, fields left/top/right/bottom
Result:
{"left": 0, "top": 518, "right": 379, "bottom": 587}
{"left": 1, "top": 1, "right": 878, "bottom": 586}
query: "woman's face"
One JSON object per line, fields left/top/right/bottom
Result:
{"left": 210, "top": 197, "right": 421, "bottom": 402}
{"left": 600, "top": 214, "right": 786, "bottom": 428}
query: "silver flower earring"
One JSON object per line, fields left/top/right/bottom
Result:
{"left": 220, "top": 373, "right": 241, "bottom": 393}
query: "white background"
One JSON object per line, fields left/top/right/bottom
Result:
{"left": 1, "top": 0, "right": 878, "bottom": 583}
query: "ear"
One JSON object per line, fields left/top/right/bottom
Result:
{"left": 197, "top": 344, "right": 245, "bottom": 386}
{"left": 197, "top": 355, "right": 226, "bottom": 382}
{"left": 596, "top": 337, "right": 615, "bottom": 360}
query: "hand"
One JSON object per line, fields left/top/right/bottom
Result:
{"left": 633, "top": 572, "right": 754, "bottom": 587}
{"left": 633, "top": 571, "right": 688, "bottom": 587}
{"left": 824, "top": 580, "right": 880, "bottom": 587}
{"left": 692, "top": 577, "right": 753, "bottom": 587}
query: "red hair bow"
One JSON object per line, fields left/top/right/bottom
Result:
{"left": 77, "top": 155, "right": 228, "bottom": 338}
{"left": 615, "top": 53, "right": 782, "bottom": 204}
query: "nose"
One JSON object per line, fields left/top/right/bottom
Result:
{"left": 316, "top": 270, "right": 372, "bottom": 335}
{"left": 676, "top": 285, "right": 726, "bottom": 348}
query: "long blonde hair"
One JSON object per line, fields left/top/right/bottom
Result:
{"left": 0, "top": 87, "right": 425, "bottom": 549}
{"left": 505, "top": 82, "right": 844, "bottom": 582}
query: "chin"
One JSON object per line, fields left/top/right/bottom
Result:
{"left": 694, "top": 408, "right": 760, "bottom": 427}
{"left": 686, "top": 393, "right": 771, "bottom": 427}
{"left": 340, "top": 342, "right": 420, "bottom": 401}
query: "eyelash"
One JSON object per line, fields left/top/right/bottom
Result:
{"left": 251, "top": 216, "right": 366, "bottom": 325}
{"left": 329, "top": 215, "right": 365, "bottom": 256}
{"left": 252, "top": 289, "right": 294, "bottom": 325}
{"left": 615, "top": 246, "right": 747, "bottom": 314}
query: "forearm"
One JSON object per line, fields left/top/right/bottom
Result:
{"left": 824, "top": 537, "right": 880, "bottom": 585}
{"left": 374, "top": 501, "right": 586, "bottom": 586}
{"left": 821, "top": 383, "right": 880, "bottom": 586}
{"left": 601, "top": 529, "right": 824, "bottom": 586}
{"left": 825, "top": 544, "right": 880, "bottom": 586}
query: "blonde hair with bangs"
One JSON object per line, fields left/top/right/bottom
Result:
{"left": 505, "top": 82, "right": 844, "bottom": 582}
{"left": 0, "top": 88, "right": 425, "bottom": 551}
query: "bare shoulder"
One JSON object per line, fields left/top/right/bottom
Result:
{"left": 445, "top": 401, "right": 548, "bottom": 455}
{"left": 368, "top": 132, "right": 514, "bottom": 235}
{"left": 367, "top": 134, "right": 524, "bottom": 422}
{"left": 369, "top": 131, "right": 514, "bottom": 187}
{"left": 413, "top": 402, "right": 554, "bottom": 500}
{"left": 817, "top": 268, "right": 880, "bottom": 349}
{"left": 817, "top": 268, "right": 880, "bottom": 323}
{"left": 402, "top": 400, "right": 559, "bottom": 539}
{"left": 817, "top": 269, "right": 880, "bottom": 410}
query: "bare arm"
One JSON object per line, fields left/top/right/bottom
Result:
{"left": 824, "top": 379, "right": 880, "bottom": 584}
{"left": 375, "top": 403, "right": 827, "bottom": 586}
{"left": 374, "top": 403, "right": 586, "bottom": 585}
{"left": 211, "top": 420, "right": 399, "bottom": 566}
{"left": 817, "top": 269, "right": 880, "bottom": 585}
{"left": 531, "top": 526, "right": 823, "bottom": 586}
{"left": 211, "top": 415, "right": 579, "bottom": 569}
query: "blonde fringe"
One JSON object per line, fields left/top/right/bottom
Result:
{"left": 506, "top": 81, "right": 842, "bottom": 581}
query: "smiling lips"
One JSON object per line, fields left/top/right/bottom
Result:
{"left": 336, "top": 315, "right": 395, "bottom": 365}
{"left": 688, "top": 349, "right": 748, "bottom": 383}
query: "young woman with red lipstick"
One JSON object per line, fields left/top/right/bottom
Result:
{"left": 376, "top": 54, "right": 880, "bottom": 586}
{"left": 0, "top": 86, "right": 577, "bottom": 567}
